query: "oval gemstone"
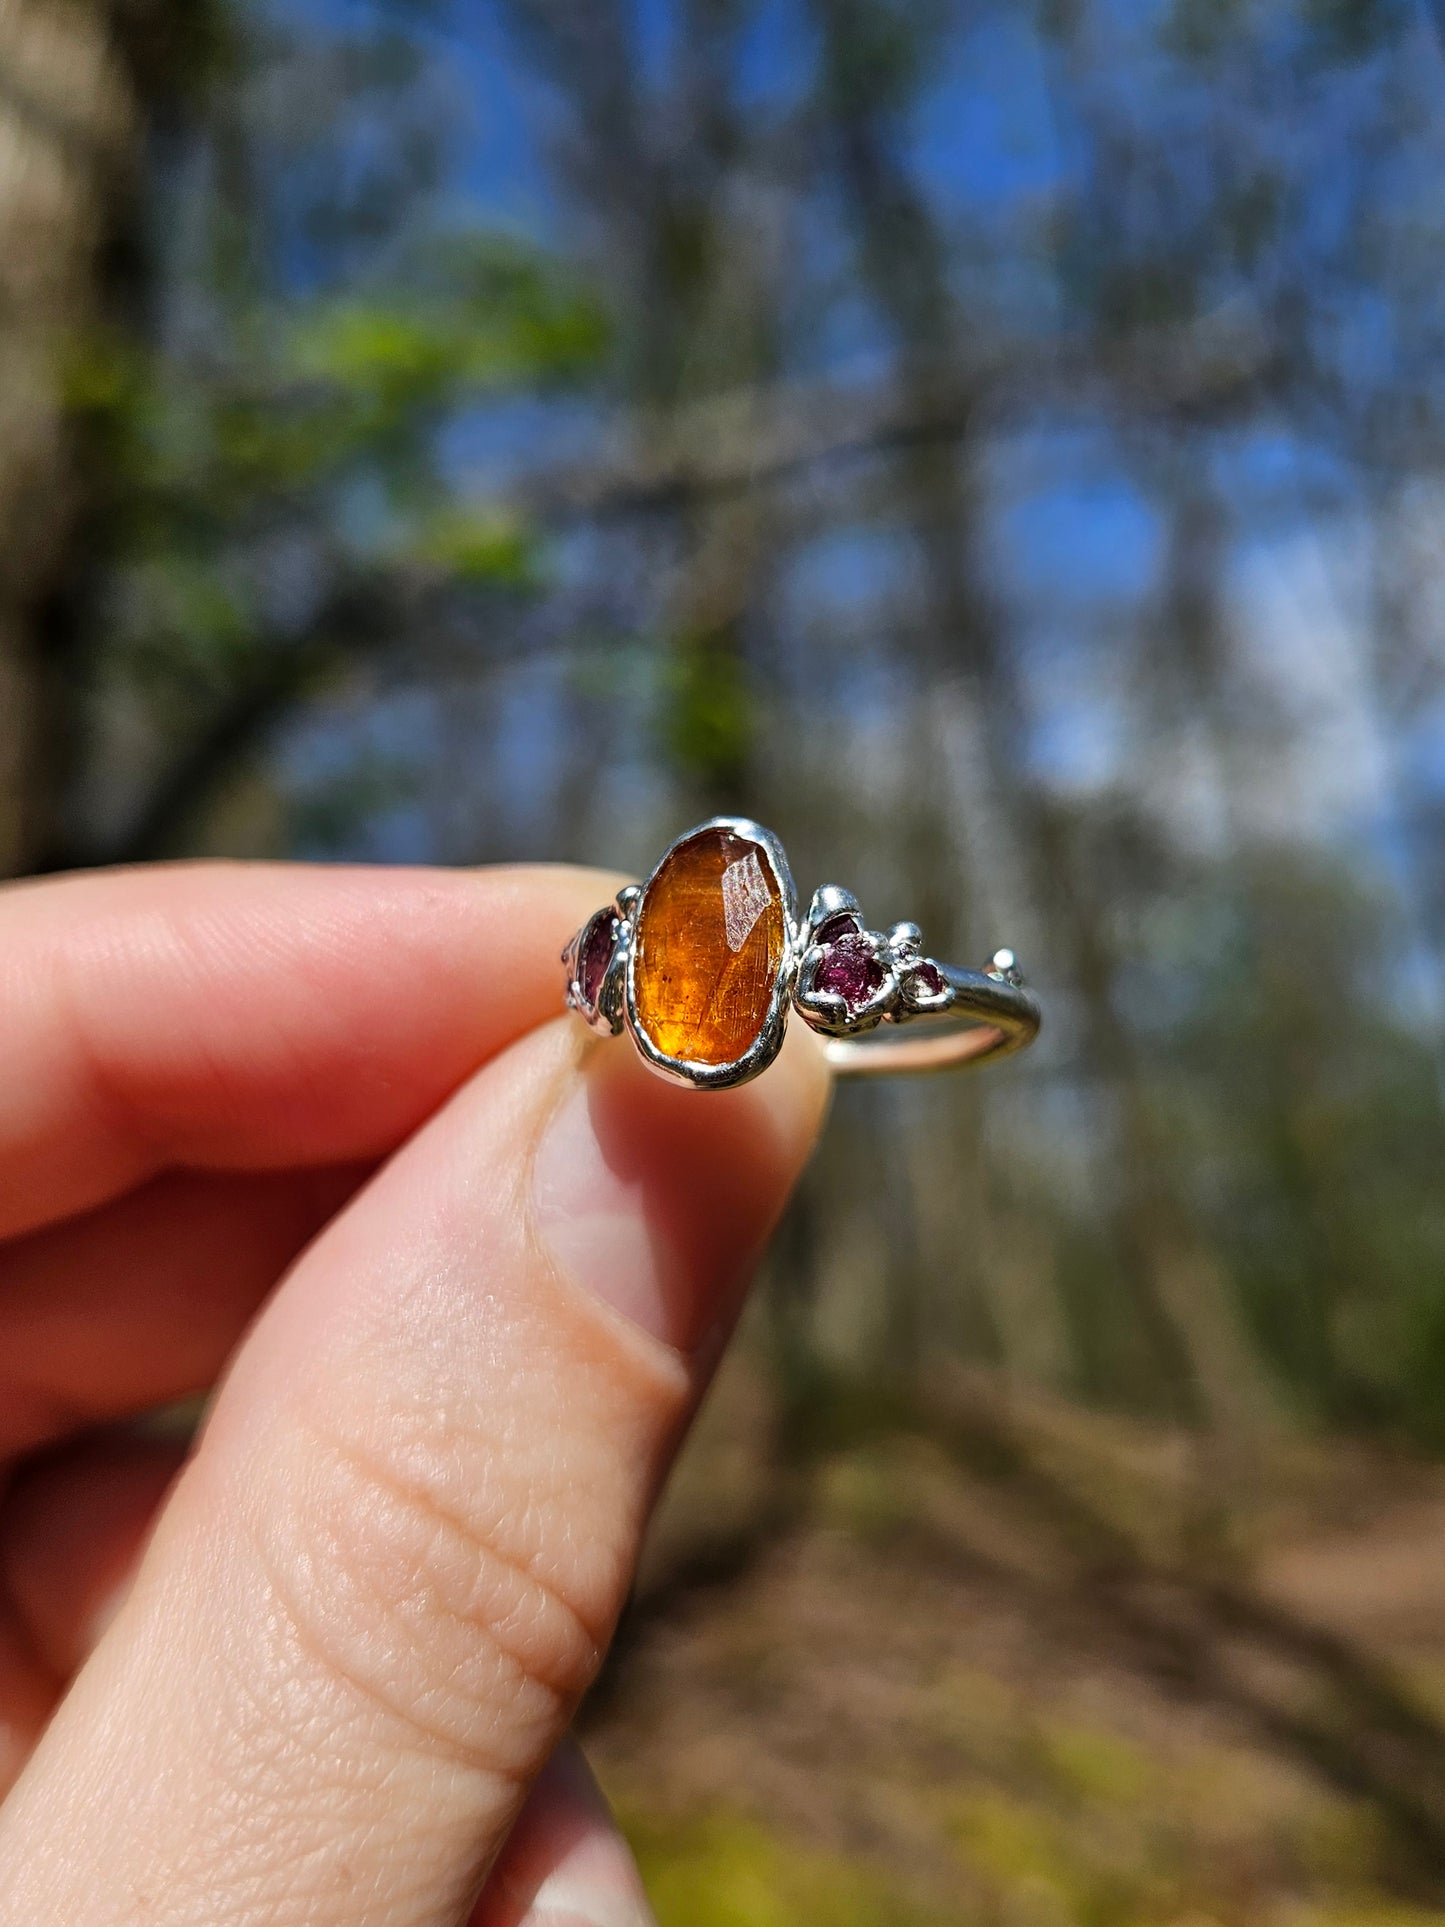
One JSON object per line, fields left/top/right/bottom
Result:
{"left": 633, "top": 825, "right": 787, "bottom": 1066}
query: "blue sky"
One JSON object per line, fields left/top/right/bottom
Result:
{"left": 269, "top": 0, "right": 1445, "bottom": 883}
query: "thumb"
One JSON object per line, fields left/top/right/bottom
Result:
{"left": 0, "top": 1015, "right": 829, "bottom": 1927}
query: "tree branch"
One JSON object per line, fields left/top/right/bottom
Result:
{"left": 85, "top": 575, "right": 415, "bottom": 869}
{"left": 520, "top": 323, "right": 1285, "bottom": 525}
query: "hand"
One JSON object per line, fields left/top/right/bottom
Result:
{"left": 0, "top": 863, "right": 830, "bottom": 1925}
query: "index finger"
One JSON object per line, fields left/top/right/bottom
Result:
{"left": 0, "top": 862, "right": 614, "bottom": 1241}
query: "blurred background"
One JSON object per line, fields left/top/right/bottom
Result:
{"left": 8, "top": 0, "right": 1445, "bottom": 1916}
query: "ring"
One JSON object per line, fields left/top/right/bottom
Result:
{"left": 562, "top": 817, "right": 1040, "bottom": 1090}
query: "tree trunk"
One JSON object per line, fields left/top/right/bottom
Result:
{"left": 0, "top": 0, "right": 144, "bottom": 876}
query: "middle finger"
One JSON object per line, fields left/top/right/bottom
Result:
{"left": 0, "top": 1165, "right": 364, "bottom": 1456}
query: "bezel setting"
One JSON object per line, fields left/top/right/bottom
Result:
{"left": 794, "top": 890, "right": 957, "bottom": 1037}
{"left": 624, "top": 815, "right": 800, "bottom": 1091}
{"left": 561, "top": 887, "right": 639, "bottom": 1037}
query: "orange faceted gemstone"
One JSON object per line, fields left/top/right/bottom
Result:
{"left": 633, "top": 826, "right": 787, "bottom": 1066}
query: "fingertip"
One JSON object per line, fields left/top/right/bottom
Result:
{"left": 0, "top": 862, "right": 629, "bottom": 1238}
{"left": 763, "top": 1009, "right": 836, "bottom": 1155}
{"left": 474, "top": 1743, "right": 655, "bottom": 1927}
{"left": 532, "top": 1018, "right": 831, "bottom": 1355}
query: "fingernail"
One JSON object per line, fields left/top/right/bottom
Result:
{"left": 496, "top": 1836, "right": 656, "bottom": 1927}
{"left": 531, "top": 1034, "right": 829, "bottom": 1352}
{"left": 532, "top": 1073, "right": 674, "bottom": 1342}
{"left": 488, "top": 1745, "right": 658, "bottom": 1927}
{"left": 523, "top": 1889, "right": 656, "bottom": 1927}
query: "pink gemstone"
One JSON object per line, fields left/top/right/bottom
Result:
{"left": 913, "top": 961, "right": 944, "bottom": 998}
{"left": 813, "top": 909, "right": 861, "bottom": 946}
{"left": 815, "top": 933, "right": 884, "bottom": 1012}
{"left": 579, "top": 911, "right": 616, "bottom": 1009}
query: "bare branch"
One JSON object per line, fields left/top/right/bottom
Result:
{"left": 520, "top": 320, "right": 1286, "bottom": 524}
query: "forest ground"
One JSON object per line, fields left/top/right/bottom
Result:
{"left": 588, "top": 1350, "right": 1445, "bottom": 1926}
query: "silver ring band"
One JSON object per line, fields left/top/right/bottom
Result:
{"left": 563, "top": 816, "right": 1041, "bottom": 1092}
{"left": 823, "top": 960, "right": 1040, "bottom": 1078}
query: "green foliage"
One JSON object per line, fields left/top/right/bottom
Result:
{"left": 61, "top": 24, "right": 611, "bottom": 852}
{"left": 615, "top": 1701, "right": 1445, "bottom": 1927}
{"left": 290, "top": 239, "right": 609, "bottom": 406}
{"left": 25, "top": 0, "right": 623, "bottom": 865}
{"left": 412, "top": 506, "right": 538, "bottom": 587}
{"left": 659, "top": 627, "right": 755, "bottom": 791}
{"left": 623, "top": 1806, "right": 953, "bottom": 1927}
{"left": 1154, "top": 856, "right": 1445, "bottom": 1451}
{"left": 91, "top": 235, "right": 605, "bottom": 529}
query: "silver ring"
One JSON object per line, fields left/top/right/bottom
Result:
{"left": 563, "top": 816, "right": 1040, "bottom": 1091}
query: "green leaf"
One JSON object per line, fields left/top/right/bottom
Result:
{"left": 411, "top": 505, "right": 539, "bottom": 587}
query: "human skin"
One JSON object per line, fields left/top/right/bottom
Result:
{"left": 0, "top": 863, "right": 831, "bottom": 1925}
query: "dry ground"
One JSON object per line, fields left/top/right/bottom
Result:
{"left": 586, "top": 1357, "right": 1445, "bottom": 1926}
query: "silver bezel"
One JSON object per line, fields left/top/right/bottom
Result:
{"left": 562, "top": 897, "right": 633, "bottom": 1037}
{"left": 624, "top": 815, "right": 800, "bottom": 1091}
{"left": 793, "top": 890, "right": 957, "bottom": 1037}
